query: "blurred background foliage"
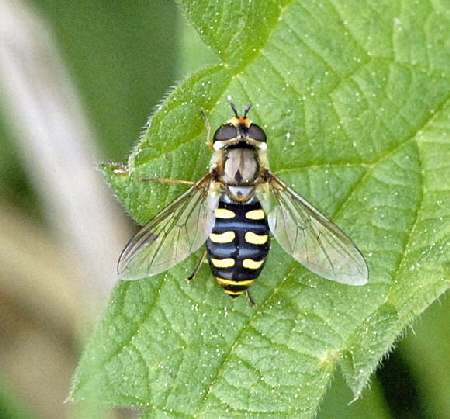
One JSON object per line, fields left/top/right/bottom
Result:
{"left": 0, "top": 1, "right": 449, "bottom": 418}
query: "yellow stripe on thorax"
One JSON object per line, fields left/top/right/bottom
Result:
{"left": 245, "top": 231, "right": 268, "bottom": 245}
{"left": 209, "top": 231, "right": 236, "bottom": 243}
{"left": 245, "top": 209, "right": 265, "bottom": 220}
{"left": 243, "top": 258, "right": 265, "bottom": 270}
{"left": 211, "top": 258, "right": 235, "bottom": 268}
{"left": 215, "top": 208, "right": 236, "bottom": 219}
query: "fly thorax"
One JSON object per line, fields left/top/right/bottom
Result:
{"left": 223, "top": 148, "right": 258, "bottom": 184}
{"left": 223, "top": 148, "right": 259, "bottom": 201}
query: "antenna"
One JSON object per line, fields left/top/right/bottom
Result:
{"left": 230, "top": 102, "right": 239, "bottom": 117}
{"left": 243, "top": 103, "right": 252, "bottom": 117}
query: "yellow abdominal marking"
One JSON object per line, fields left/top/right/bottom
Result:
{"left": 245, "top": 209, "right": 265, "bottom": 220}
{"left": 215, "top": 208, "right": 236, "bottom": 218}
{"left": 211, "top": 258, "right": 235, "bottom": 268}
{"left": 224, "top": 289, "right": 246, "bottom": 295}
{"left": 243, "top": 259, "right": 265, "bottom": 270}
{"left": 216, "top": 277, "right": 254, "bottom": 287}
{"left": 245, "top": 231, "right": 268, "bottom": 245}
{"left": 209, "top": 231, "right": 236, "bottom": 243}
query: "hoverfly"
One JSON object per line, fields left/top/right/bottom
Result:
{"left": 118, "top": 104, "right": 368, "bottom": 303}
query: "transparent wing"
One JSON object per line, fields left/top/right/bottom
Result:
{"left": 259, "top": 174, "right": 368, "bottom": 285}
{"left": 118, "top": 174, "right": 219, "bottom": 280}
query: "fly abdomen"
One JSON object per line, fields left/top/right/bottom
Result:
{"left": 206, "top": 198, "right": 270, "bottom": 298}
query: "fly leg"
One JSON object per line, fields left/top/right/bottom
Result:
{"left": 186, "top": 248, "right": 208, "bottom": 281}
{"left": 141, "top": 178, "right": 194, "bottom": 185}
{"left": 246, "top": 290, "right": 256, "bottom": 306}
{"left": 103, "top": 165, "right": 196, "bottom": 185}
{"left": 200, "top": 109, "right": 213, "bottom": 148}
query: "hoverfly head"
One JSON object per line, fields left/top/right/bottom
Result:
{"left": 212, "top": 103, "right": 267, "bottom": 150}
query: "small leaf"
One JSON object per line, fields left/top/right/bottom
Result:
{"left": 71, "top": 1, "right": 450, "bottom": 416}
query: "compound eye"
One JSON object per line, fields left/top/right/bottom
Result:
{"left": 213, "top": 124, "right": 238, "bottom": 142}
{"left": 247, "top": 124, "right": 267, "bottom": 142}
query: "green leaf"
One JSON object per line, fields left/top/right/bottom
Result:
{"left": 71, "top": 0, "right": 450, "bottom": 416}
